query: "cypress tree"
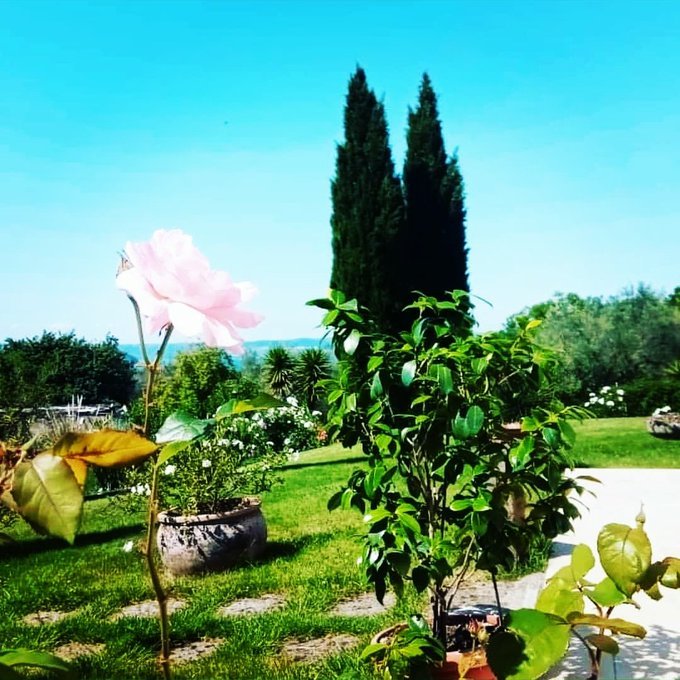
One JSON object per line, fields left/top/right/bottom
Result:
{"left": 330, "top": 67, "right": 405, "bottom": 331}
{"left": 401, "top": 73, "right": 469, "bottom": 307}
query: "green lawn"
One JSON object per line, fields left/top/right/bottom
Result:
{"left": 571, "top": 417, "right": 680, "bottom": 468}
{"left": 0, "top": 445, "right": 418, "bottom": 680}
{"left": 2, "top": 418, "right": 677, "bottom": 679}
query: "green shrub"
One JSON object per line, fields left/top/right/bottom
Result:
{"left": 620, "top": 376, "right": 680, "bottom": 416}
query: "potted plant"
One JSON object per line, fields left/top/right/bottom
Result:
{"left": 311, "top": 290, "right": 589, "bottom": 678}
{"left": 148, "top": 407, "right": 288, "bottom": 575}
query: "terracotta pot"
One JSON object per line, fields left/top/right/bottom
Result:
{"left": 371, "top": 623, "right": 496, "bottom": 680}
{"left": 431, "top": 650, "right": 495, "bottom": 680}
{"left": 156, "top": 497, "right": 266, "bottom": 575}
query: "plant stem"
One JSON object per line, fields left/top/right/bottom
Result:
{"left": 571, "top": 628, "right": 599, "bottom": 680}
{"left": 129, "top": 309, "right": 175, "bottom": 680}
{"left": 142, "top": 325, "right": 174, "bottom": 436}
{"left": 146, "top": 461, "right": 171, "bottom": 680}
{"left": 491, "top": 570, "right": 504, "bottom": 628}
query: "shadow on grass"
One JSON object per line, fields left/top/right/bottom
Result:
{"left": 0, "top": 523, "right": 145, "bottom": 559}
{"left": 284, "top": 455, "right": 365, "bottom": 471}
{"left": 241, "top": 531, "right": 338, "bottom": 568}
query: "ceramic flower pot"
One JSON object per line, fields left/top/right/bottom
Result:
{"left": 156, "top": 497, "right": 266, "bottom": 575}
{"left": 647, "top": 412, "right": 680, "bottom": 439}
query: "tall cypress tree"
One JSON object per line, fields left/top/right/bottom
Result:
{"left": 330, "top": 67, "right": 405, "bottom": 331}
{"left": 401, "top": 73, "right": 469, "bottom": 306}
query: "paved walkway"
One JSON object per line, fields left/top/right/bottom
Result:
{"left": 542, "top": 469, "right": 680, "bottom": 680}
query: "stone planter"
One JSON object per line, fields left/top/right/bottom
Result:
{"left": 647, "top": 413, "right": 680, "bottom": 439}
{"left": 156, "top": 497, "right": 266, "bottom": 575}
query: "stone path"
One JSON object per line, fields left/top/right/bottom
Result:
{"left": 218, "top": 594, "right": 285, "bottom": 617}
{"left": 281, "top": 634, "right": 359, "bottom": 662}
{"left": 110, "top": 597, "right": 187, "bottom": 621}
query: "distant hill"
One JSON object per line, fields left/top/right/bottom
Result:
{"left": 119, "top": 337, "right": 332, "bottom": 366}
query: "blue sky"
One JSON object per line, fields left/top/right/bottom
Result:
{"left": 1, "top": 0, "right": 678, "bottom": 345}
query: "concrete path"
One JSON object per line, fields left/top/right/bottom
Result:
{"left": 542, "top": 469, "right": 680, "bottom": 680}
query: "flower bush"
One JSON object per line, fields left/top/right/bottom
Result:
{"left": 122, "top": 400, "right": 322, "bottom": 515}
{"left": 583, "top": 385, "right": 626, "bottom": 417}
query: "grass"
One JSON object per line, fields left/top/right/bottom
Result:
{"left": 0, "top": 444, "right": 420, "bottom": 680}
{"left": 3, "top": 417, "right": 676, "bottom": 678}
{"left": 571, "top": 417, "right": 680, "bottom": 468}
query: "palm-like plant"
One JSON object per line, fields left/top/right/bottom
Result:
{"left": 263, "top": 346, "right": 296, "bottom": 398}
{"left": 295, "top": 348, "right": 332, "bottom": 411}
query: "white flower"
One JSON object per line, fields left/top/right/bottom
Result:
{"left": 584, "top": 402, "right": 590, "bottom": 407}
{"left": 601, "top": 386, "right": 611, "bottom": 393}
{"left": 312, "top": 410, "right": 321, "bottom": 417}
{"left": 163, "top": 464, "right": 176, "bottom": 476}
{"left": 589, "top": 392, "right": 596, "bottom": 398}
{"left": 284, "top": 437, "right": 291, "bottom": 446}
{"left": 662, "top": 405, "right": 672, "bottom": 413}
{"left": 202, "top": 458, "right": 212, "bottom": 468}
{"left": 598, "top": 398, "right": 605, "bottom": 405}
{"left": 123, "top": 540, "right": 134, "bottom": 553}
{"left": 286, "top": 396, "right": 298, "bottom": 407}
{"left": 618, "top": 396, "right": 624, "bottom": 401}
{"left": 606, "top": 400, "right": 614, "bottom": 407}
{"left": 616, "top": 389, "right": 624, "bottom": 396}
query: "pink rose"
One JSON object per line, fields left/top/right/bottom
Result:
{"left": 117, "top": 229, "right": 262, "bottom": 353}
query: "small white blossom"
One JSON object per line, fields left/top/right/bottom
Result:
{"left": 584, "top": 402, "right": 590, "bottom": 407}
{"left": 606, "top": 400, "right": 614, "bottom": 407}
{"left": 286, "top": 396, "right": 298, "bottom": 407}
{"left": 163, "top": 464, "right": 176, "bottom": 476}
{"left": 202, "top": 458, "right": 212, "bottom": 468}
{"left": 123, "top": 540, "right": 134, "bottom": 553}
{"left": 602, "top": 386, "right": 611, "bottom": 393}
{"left": 616, "top": 389, "right": 624, "bottom": 396}
{"left": 598, "top": 398, "right": 605, "bottom": 405}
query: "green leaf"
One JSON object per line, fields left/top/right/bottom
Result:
{"left": 401, "top": 360, "right": 417, "bottom": 387}
{"left": 509, "top": 436, "right": 535, "bottom": 468}
{"left": 11, "top": 453, "right": 83, "bottom": 544}
{"left": 536, "top": 580, "right": 584, "bottom": 618}
{"left": 660, "top": 557, "right": 680, "bottom": 589}
{"left": 472, "top": 494, "right": 491, "bottom": 512}
{"left": 432, "top": 365, "right": 453, "bottom": 395}
{"left": 465, "top": 405, "right": 484, "bottom": 436}
{"left": 452, "top": 413, "right": 469, "bottom": 439}
{"left": 585, "top": 634, "right": 619, "bottom": 656}
{"left": 588, "top": 577, "right": 627, "bottom": 607}
{"left": 214, "top": 394, "right": 284, "bottom": 419}
{"left": 0, "top": 649, "right": 71, "bottom": 674}
{"left": 566, "top": 613, "right": 646, "bottom": 638}
{"left": 156, "top": 440, "right": 192, "bottom": 467}
{"left": 487, "top": 609, "right": 570, "bottom": 680}
{"left": 327, "top": 491, "right": 343, "bottom": 511}
{"left": 156, "top": 411, "right": 211, "bottom": 444}
{"left": 343, "top": 329, "right": 362, "bottom": 356}
{"left": 597, "top": 523, "right": 652, "bottom": 596}
{"left": 370, "top": 372, "right": 384, "bottom": 399}
{"left": 398, "top": 513, "right": 421, "bottom": 534}
{"left": 411, "top": 565, "right": 430, "bottom": 592}
{"left": 53, "top": 429, "right": 158, "bottom": 468}
{"left": 557, "top": 420, "right": 576, "bottom": 447}
{"left": 360, "top": 643, "right": 387, "bottom": 661}
{"left": 521, "top": 415, "right": 540, "bottom": 432}
{"left": 571, "top": 544, "right": 595, "bottom": 581}
{"left": 386, "top": 550, "right": 410, "bottom": 576}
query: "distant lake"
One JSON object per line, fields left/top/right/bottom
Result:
{"left": 120, "top": 337, "right": 332, "bottom": 366}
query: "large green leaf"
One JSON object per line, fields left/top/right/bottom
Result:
{"left": 401, "top": 360, "right": 417, "bottom": 387}
{"left": 536, "top": 579, "right": 584, "bottom": 618}
{"left": 587, "top": 577, "right": 627, "bottom": 607}
{"left": 155, "top": 411, "right": 211, "bottom": 443}
{"left": 156, "top": 440, "right": 192, "bottom": 467}
{"left": 214, "top": 394, "right": 284, "bottom": 419}
{"left": 487, "top": 609, "right": 570, "bottom": 680}
{"left": 0, "top": 649, "right": 71, "bottom": 675}
{"left": 585, "top": 634, "right": 619, "bottom": 656}
{"left": 566, "top": 613, "right": 646, "bottom": 638}
{"left": 660, "top": 557, "right": 680, "bottom": 589}
{"left": 597, "top": 523, "right": 652, "bottom": 597}
{"left": 343, "top": 329, "right": 362, "bottom": 356}
{"left": 53, "top": 429, "right": 157, "bottom": 467}
{"left": 465, "top": 405, "right": 484, "bottom": 436}
{"left": 11, "top": 453, "right": 83, "bottom": 544}
{"left": 571, "top": 544, "right": 595, "bottom": 581}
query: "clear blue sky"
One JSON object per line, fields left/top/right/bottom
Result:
{"left": 1, "top": 0, "right": 678, "bottom": 344}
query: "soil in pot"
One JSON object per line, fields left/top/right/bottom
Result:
{"left": 156, "top": 497, "right": 266, "bottom": 575}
